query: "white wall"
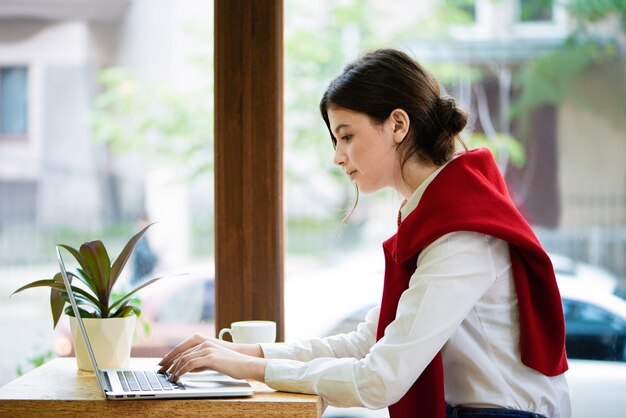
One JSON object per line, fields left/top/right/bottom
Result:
{"left": 558, "top": 62, "right": 626, "bottom": 230}
{"left": 0, "top": 21, "right": 107, "bottom": 228}
{"left": 112, "top": 0, "right": 213, "bottom": 266}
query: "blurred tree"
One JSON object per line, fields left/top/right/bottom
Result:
{"left": 90, "top": 24, "right": 214, "bottom": 181}
{"left": 284, "top": 0, "right": 372, "bottom": 213}
{"left": 512, "top": 0, "right": 626, "bottom": 118}
{"left": 96, "top": 0, "right": 626, "bottom": 230}
{"left": 389, "top": 0, "right": 526, "bottom": 170}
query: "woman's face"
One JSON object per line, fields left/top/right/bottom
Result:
{"left": 329, "top": 107, "right": 400, "bottom": 194}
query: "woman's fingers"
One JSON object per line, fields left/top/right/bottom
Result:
{"left": 159, "top": 336, "right": 269, "bottom": 383}
{"left": 167, "top": 343, "right": 215, "bottom": 380}
{"left": 158, "top": 333, "right": 208, "bottom": 372}
{"left": 163, "top": 340, "right": 268, "bottom": 382}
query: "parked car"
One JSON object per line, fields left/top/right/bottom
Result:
{"left": 560, "top": 280, "right": 626, "bottom": 362}
{"left": 132, "top": 271, "right": 216, "bottom": 354}
{"left": 322, "top": 280, "right": 626, "bottom": 418}
{"left": 323, "top": 354, "right": 626, "bottom": 418}
{"left": 549, "top": 253, "right": 621, "bottom": 296}
{"left": 565, "top": 359, "right": 626, "bottom": 418}
{"left": 325, "top": 281, "right": 626, "bottom": 363}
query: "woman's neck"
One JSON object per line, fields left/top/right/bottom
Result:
{"left": 396, "top": 159, "right": 439, "bottom": 199}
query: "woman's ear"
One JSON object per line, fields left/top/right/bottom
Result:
{"left": 390, "top": 109, "right": 410, "bottom": 144}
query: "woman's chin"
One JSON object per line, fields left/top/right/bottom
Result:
{"left": 355, "top": 182, "right": 383, "bottom": 195}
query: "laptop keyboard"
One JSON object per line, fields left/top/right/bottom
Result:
{"left": 117, "top": 371, "right": 183, "bottom": 392}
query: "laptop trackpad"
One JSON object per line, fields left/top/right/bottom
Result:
{"left": 179, "top": 371, "right": 249, "bottom": 389}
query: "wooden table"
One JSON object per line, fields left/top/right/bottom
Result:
{"left": 0, "top": 357, "right": 323, "bottom": 417}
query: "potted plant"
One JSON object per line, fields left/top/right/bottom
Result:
{"left": 12, "top": 224, "right": 164, "bottom": 371}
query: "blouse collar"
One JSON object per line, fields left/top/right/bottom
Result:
{"left": 398, "top": 159, "right": 453, "bottom": 224}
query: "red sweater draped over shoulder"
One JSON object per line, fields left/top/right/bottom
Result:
{"left": 376, "top": 148, "right": 568, "bottom": 418}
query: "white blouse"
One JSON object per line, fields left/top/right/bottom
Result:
{"left": 261, "top": 163, "right": 571, "bottom": 417}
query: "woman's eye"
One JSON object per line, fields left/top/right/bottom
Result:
{"left": 341, "top": 135, "right": 352, "bottom": 142}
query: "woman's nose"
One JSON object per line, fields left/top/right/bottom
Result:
{"left": 333, "top": 145, "right": 345, "bottom": 166}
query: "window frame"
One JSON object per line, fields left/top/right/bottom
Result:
{"left": 512, "top": 0, "right": 568, "bottom": 39}
{"left": 213, "top": 0, "right": 285, "bottom": 342}
{"left": 0, "top": 65, "right": 30, "bottom": 141}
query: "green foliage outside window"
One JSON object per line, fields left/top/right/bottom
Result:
{"left": 88, "top": 0, "right": 625, "bottom": 255}
{"left": 513, "top": 0, "right": 626, "bottom": 118}
{"left": 512, "top": 37, "right": 620, "bottom": 117}
{"left": 519, "top": 0, "right": 554, "bottom": 22}
{"left": 90, "top": 25, "right": 214, "bottom": 181}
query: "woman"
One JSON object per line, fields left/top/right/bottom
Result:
{"left": 159, "top": 49, "right": 570, "bottom": 418}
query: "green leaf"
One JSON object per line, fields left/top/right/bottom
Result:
{"left": 63, "top": 292, "right": 103, "bottom": 314}
{"left": 66, "top": 287, "right": 102, "bottom": 312}
{"left": 130, "top": 305, "right": 142, "bottom": 317}
{"left": 74, "top": 268, "right": 99, "bottom": 297}
{"left": 50, "top": 273, "right": 66, "bottom": 329}
{"left": 110, "top": 301, "right": 128, "bottom": 317}
{"left": 113, "top": 305, "right": 136, "bottom": 318}
{"left": 109, "top": 223, "right": 155, "bottom": 292}
{"left": 64, "top": 305, "right": 98, "bottom": 318}
{"left": 12, "top": 279, "right": 61, "bottom": 296}
{"left": 16, "top": 225, "right": 171, "bottom": 327}
{"left": 110, "top": 300, "right": 141, "bottom": 318}
{"left": 142, "top": 320, "right": 152, "bottom": 337}
{"left": 58, "top": 244, "right": 89, "bottom": 276}
{"left": 13, "top": 277, "right": 103, "bottom": 316}
{"left": 79, "top": 240, "right": 111, "bottom": 311}
{"left": 109, "top": 273, "right": 183, "bottom": 311}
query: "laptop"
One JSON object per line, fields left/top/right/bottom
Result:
{"left": 56, "top": 245, "right": 254, "bottom": 400}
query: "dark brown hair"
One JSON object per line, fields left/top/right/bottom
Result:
{"left": 320, "top": 48, "right": 467, "bottom": 168}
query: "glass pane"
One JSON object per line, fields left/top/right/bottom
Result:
{"left": 447, "top": 0, "right": 476, "bottom": 21}
{"left": 565, "top": 300, "right": 626, "bottom": 361}
{"left": 519, "top": 0, "right": 553, "bottom": 22}
{"left": 0, "top": 67, "right": 28, "bottom": 135}
{"left": 1, "top": 0, "right": 214, "bottom": 382}
{"left": 577, "top": 304, "right": 614, "bottom": 324}
{"left": 284, "top": 0, "right": 626, "bottom": 416}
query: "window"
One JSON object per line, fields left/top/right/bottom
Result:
{"left": 447, "top": 0, "right": 476, "bottom": 21}
{"left": 518, "top": 0, "right": 553, "bottom": 23}
{"left": 1, "top": 5, "right": 215, "bottom": 381}
{"left": 0, "top": 67, "right": 28, "bottom": 137}
{"left": 512, "top": 0, "right": 567, "bottom": 39}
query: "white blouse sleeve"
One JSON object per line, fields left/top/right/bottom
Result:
{"left": 261, "top": 305, "right": 380, "bottom": 361}
{"left": 262, "top": 231, "right": 500, "bottom": 409}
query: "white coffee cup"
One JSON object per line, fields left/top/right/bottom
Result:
{"left": 218, "top": 320, "right": 277, "bottom": 344}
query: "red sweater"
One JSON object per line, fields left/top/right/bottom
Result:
{"left": 376, "top": 148, "right": 568, "bottom": 418}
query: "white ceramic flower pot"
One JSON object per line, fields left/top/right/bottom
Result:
{"left": 69, "top": 315, "right": 136, "bottom": 371}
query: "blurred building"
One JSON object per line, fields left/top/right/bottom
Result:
{"left": 0, "top": 0, "right": 137, "bottom": 232}
{"left": 0, "top": 0, "right": 206, "bottom": 264}
{"left": 411, "top": 0, "right": 626, "bottom": 275}
{"left": 0, "top": 0, "right": 624, "bottom": 273}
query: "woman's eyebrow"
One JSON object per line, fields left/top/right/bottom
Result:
{"left": 333, "top": 124, "right": 350, "bottom": 135}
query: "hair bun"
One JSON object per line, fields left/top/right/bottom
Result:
{"left": 437, "top": 95, "right": 467, "bottom": 136}
{"left": 436, "top": 95, "right": 456, "bottom": 118}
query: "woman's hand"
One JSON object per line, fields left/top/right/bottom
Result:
{"left": 158, "top": 333, "right": 268, "bottom": 382}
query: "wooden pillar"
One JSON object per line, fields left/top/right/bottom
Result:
{"left": 214, "top": 0, "right": 284, "bottom": 341}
